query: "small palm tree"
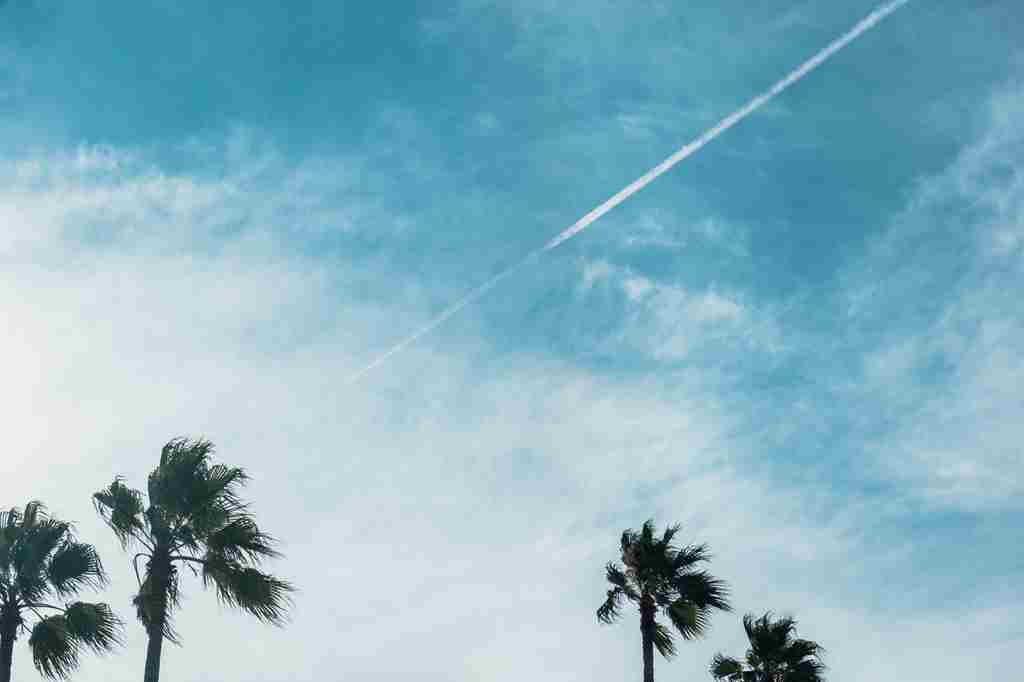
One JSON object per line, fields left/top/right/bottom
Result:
{"left": 94, "top": 438, "right": 293, "bottom": 682}
{"left": 0, "top": 502, "right": 121, "bottom": 682}
{"left": 711, "top": 612, "right": 825, "bottom": 682}
{"left": 596, "top": 520, "right": 731, "bottom": 682}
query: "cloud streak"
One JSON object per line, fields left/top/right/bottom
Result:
{"left": 2, "top": 111, "right": 1021, "bottom": 679}
{"left": 350, "top": 0, "right": 912, "bottom": 382}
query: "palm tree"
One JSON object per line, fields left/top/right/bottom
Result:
{"left": 710, "top": 612, "right": 825, "bottom": 682}
{"left": 0, "top": 501, "right": 121, "bottom": 682}
{"left": 93, "top": 438, "right": 293, "bottom": 682}
{"left": 596, "top": 520, "right": 731, "bottom": 682}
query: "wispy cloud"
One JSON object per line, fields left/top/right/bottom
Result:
{"left": 4, "top": 131, "right": 1018, "bottom": 681}
{"left": 841, "top": 80, "right": 1024, "bottom": 510}
{"left": 576, "top": 260, "right": 782, "bottom": 362}
{"left": 349, "top": 0, "right": 912, "bottom": 380}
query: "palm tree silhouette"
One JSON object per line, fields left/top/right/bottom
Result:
{"left": 711, "top": 612, "right": 825, "bottom": 682}
{"left": 0, "top": 501, "right": 121, "bottom": 682}
{"left": 597, "top": 520, "right": 731, "bottom": 682}
{"left": 93, "top": 438, "right": 293, "bottom": 682}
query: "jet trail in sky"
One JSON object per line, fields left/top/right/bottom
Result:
{"left": 348, "top": 0, "right": 911, "bottom": 383}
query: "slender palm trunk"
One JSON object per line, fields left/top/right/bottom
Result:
{"left": 0, "top": 636, "right": 12, "bottom": 682}
{"left": 640, "top": 596, "right": 656, "bottom": 682}
{"left": 143, "top": 626, "right": 164, "bottom": 682}
{"left": 142, "top": 550, "right": 172, "bottom": 682}
{"left": 0, "top": 609, "right": 17, "bottom": 682}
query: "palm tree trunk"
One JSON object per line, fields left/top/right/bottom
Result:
{"left": 640, "top": 597, "right": 656, "bottom": 682}
{"left": 143, "top": 626, "right": 164, "bottom": 682}
{"left": 0, "top": 611, "right": 17, "bottom": 682}
{"left": 142, "top": 550, "right": 171, "bottom": 682}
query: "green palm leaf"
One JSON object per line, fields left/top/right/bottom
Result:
{"left": 651, "top": 622, "right": 677, "bottom": 658}
{"left": 29, "top": 616, "right": 78, "bottom": 680}
{"left": 62, "top": 602, "right": 122, "bottom": 653}
{"left": 597, "top": 587, "right": 624, "bottom": 624}
{"left": 714, "top": 612, "right": 826, "bottom": 682}
{"left": 710, "top": 653, "right": 744, "bottom": 680}
{"left": 46, "top": 542, "right": 106, "bottom": 596}
{"left": 29, "top": 602, "right": 121, "bottom": 679}
{"left": 93, "top": 479, "right": 146, "bottom": 548}
{"left": 202, "top": 558, "right": 293, "bottom": 625}
{"left": 204, "top": 517, "right": 280, "bottom": 565}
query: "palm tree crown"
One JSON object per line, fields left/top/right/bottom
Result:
{"left": 0, "top": 502, "right": 121, "bottom": 681}
{"left": 597, "top": 520, "right": 731, "bottom": 682}
{"left": 711, "top": 612, "right": 825, "bottom": 682}
{"left": 93, "top": 438, "right": 292, "bottom": 682}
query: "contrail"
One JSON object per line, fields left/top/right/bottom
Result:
{"left": 349, "top": 0, "right": 910, "bottom": 383}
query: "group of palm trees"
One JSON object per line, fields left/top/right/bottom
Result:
{"left": 0, "top": 439, "right": 291, "bottom": 682}
{"left": 597, "top": 520, "right": 826, "bottom": 681}
{"left": 2, "top": 438, "right": 824, "bottom": 682}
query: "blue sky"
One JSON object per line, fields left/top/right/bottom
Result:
{"left": 1, "top": 1, "right": 1022, "bottom": 680}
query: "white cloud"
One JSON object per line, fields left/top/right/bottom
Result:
{"left": 580, "top": 258, "right": 614, "bottom": 290}
{"left": 620, "top": 214, "right": 749, "bottom": 255}
{"left": 622, "top": 274, "right": 654, "bottom": 301}
{"left": 1, "top": 137, "right": 1020, "bottom": 682}
{"left": 845, "top": 81, "right": 1024, "bottom": 510}
{"left": 576, "top": 260, "right": 780, "bottom": 361}
{"left": 685, "top": 290, "right": 745, "bottom": 322}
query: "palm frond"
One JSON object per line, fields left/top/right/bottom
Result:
{"left": 650, "top": 622, "right": 677, "bottom": 658}
{"left": 742, "top": 612, "right": 760, "bottom": 641}
{"left": 746, "top": 612, "right": 794, "bottom": 662}
{"left": 199, "top": 463, "right": 249, "bottom": 510}
{"left": 784, "top": 657, "right": 826, "bottom": 682}
{"left": 14, "top": 516, "right": 72, "bottom": 603}
{"left": 202, "top": 558, "right": 293, "bottom": 625}
{"left": 29, "top": 616, "right": 78, "bottom": 680}
{"left": 149, "top": 439, "right": 251, "bottom": 540}
{"left": 666, "top": 597, "right": 711, "bottom": 640}
{"left": 93, "top": 479, "right": 146, "bottom": 548}
{"left": 672, "top": 570, "right": 731, "bottom": 612}
{"left": 0, "top": 507, "right": 20, "bottom": 574}
{"left": 596, "top": 587, "right": 624, "bottom": 624}
{"left": 660, "top": 523, "right": 681, "bottom": 548}
{"left": 604, "top": 562, "right": 640, "bottom": 603}
{"left": 0, "top": 506, "right": 22, "bottom": 532}
{"left": 671, "top": 543, "right": 711, "bottom": 570}
{"left": 605, "top": 562, "right": 628, "bottom": 588}
{"left": 14, "top": 515, "right": 68, "bottom": 569}
{"left": 710, "top": 653, "right": 744, "bottom": 680}
{"left": 619, "top": 528, "right": 635, "bottom": 554}
{"left": 46, "top": 542, "right": 107, "bottom": 596}
{"left": 177, "top": 497, "right": 230, "bottom": 544}
{"left": 63, "top": 601, "right": 122, "bottom": 653}
{"left": 203, "top": 516, "right": 280, "bottom": 565}
{"left": 22, "top": 501, "right": 46, "bottom": 528}
{"left": 148, "top": 438, "right": 215, "bottom": 521}
{"left": 784, "top": 638, "right": 823, "bottom": 666}
{"left": 768, "top": 614, "right": 797, "bottom": 648}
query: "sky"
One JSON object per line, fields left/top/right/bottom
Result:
{"left": 1, "top": 1, "right": 1022, "bottom": 680}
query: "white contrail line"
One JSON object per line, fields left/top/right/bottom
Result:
{"left": 348, "top": 251, "right": 543, "bottom": 382}
{"left": 348, "top": 0, "right": 910, "bottom": 383}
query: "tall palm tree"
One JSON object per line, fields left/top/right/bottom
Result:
{"left": 93, "top": 438, "right": 293, "bottom": 682}
{"left": 0, "top": 501, "right": 121, "bottom": 682}
{"left": 596, "top": 520, "right": 731, "bottom": 682}
{"left": 710, "top": 612, "right": 825, "bottom": 682}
